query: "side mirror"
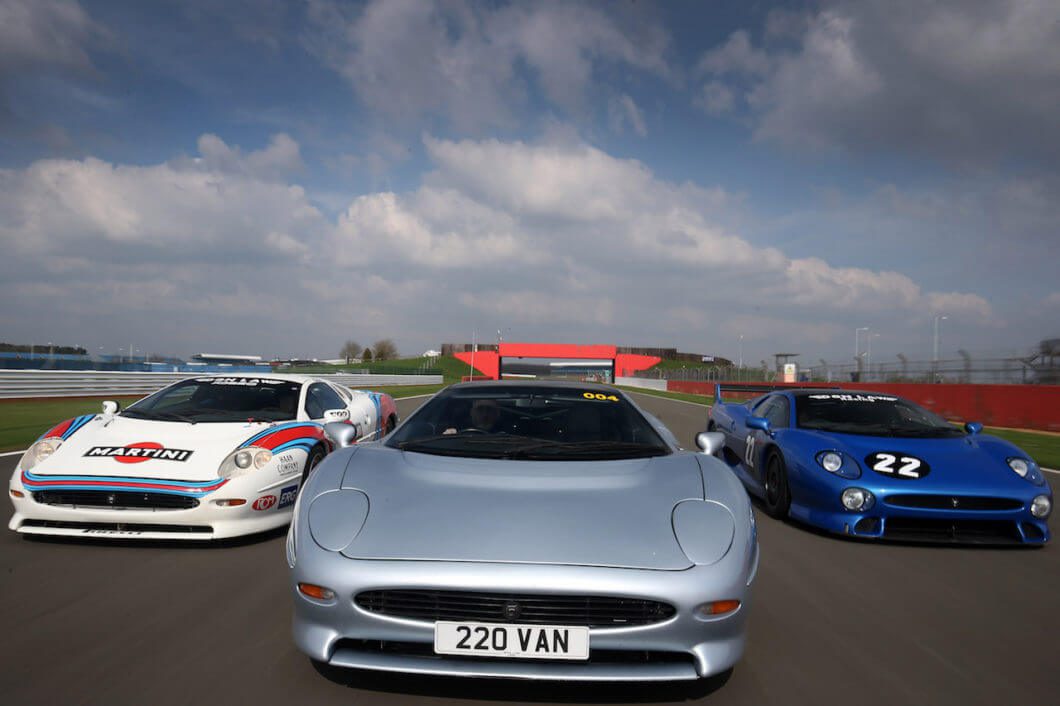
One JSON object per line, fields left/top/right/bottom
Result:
{"left": 964, "top": 421, "right": 983, "bottom": 435}
{"left": 102, "top": 400, "right": 120, "bottom": 415}
{"left": 323, "top": 408, "right": 351, "bottom": 424}
{"left": 746, "top": 416, "right": 771, "bottom": 434}
{"left": 324, "top": 421, "right": 357, "bottom": 448}
{"left": 695, "top": 431, "right": 725, "bottom": 456}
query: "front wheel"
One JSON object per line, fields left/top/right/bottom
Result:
{"left": 763, "top": 452, "right": 791, "bottom": 519}
{"left": 300, "top": 446, "right": 326, "bottom": 488}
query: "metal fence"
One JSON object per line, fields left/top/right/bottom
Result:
{"left": 632, "top": 354, "right": 1059, "bottom": 386}
{"left": 0, "top": 370, "right": 442, "bottom": 399}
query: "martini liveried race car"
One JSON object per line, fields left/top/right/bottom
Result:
{"left": 288, "top": 381, "right": 756, "bottom": 681}
{"left": 707, "top": 386, "right": 1051, "bottom": 544}
{"left": 8, "top": 374, "right": 398, "bottom": 540}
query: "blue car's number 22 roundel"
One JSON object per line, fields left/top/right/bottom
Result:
{"left": 866, "top": 452, "right": 931, "bottom": 480}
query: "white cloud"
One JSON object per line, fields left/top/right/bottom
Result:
{"left": 0, "top": 0, "right": 107, "bottom": 76}
{"left": 193, "top": 133, "right": 303, "bottom": 180}
{"left": 696, "top": 81, "right": 735, "bottom": 116}
{"left": 304, "top": 0, "right": 670, "bottom": 129}
{"left": 697, "top": 0, "right": 1060, "bottom": 165}
{"left": 608, "top": 94, "right": 647, "bottom": 136}
{"left": 0, "top": 132, "right": 1005, "bottom": 359}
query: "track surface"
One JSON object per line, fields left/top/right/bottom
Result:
{"left": 1, "top": 393, "right": 1057, "bottom": 705}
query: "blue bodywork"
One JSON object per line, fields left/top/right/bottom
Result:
{"left": 707, "top": 386, "right": 1051, "bottom": 544}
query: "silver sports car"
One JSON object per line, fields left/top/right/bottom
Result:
{"left": 287, "top": 381, "right": 757, "bottom": 681}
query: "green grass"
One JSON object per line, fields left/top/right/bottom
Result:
{"left": 617, "top": 386, "right": 1060, "bottom": 469}
{"left": 0, "top": 396, "right": 143, "bottom": 452}
{"left": 0, "top": 384, "right": 450, "bottom": 454}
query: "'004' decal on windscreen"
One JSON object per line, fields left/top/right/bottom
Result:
{"left": 84, "top": 443, "right": 194, "bottom": 464}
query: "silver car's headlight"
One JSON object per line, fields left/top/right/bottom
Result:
{"left": 1007, "top": 457, "right": 1044, "bottom": 485}
{"left": 218, "top": 446, "right": 273, "bottom": 479}
{"left": 19, "top": 438, "right": 61, "bottom": 472}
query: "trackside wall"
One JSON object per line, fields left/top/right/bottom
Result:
{"left": 667, "top": 380, "right": 1060, "bottom": 432}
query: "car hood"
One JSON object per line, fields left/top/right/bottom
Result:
{"left": 30, "top": 415, "right": 276, "bottom": 482}
{"left": 807, "top": 430, "right": 1031, "bottom": 489}
{"left": 337, "top": 446, "right": 704, "bottom": 570}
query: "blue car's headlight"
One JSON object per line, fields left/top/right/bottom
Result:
{"left": 1007, "top": 457, "right": 1045, "bottom": 486}
{"left": 816, "top": 451, "right": 861, "bottom": 479}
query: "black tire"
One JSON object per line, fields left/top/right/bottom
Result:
{"left": 707, "top": 420, "right": 716, "bottom": 432}
{"left": 300, "top": 445, "right": 326, "bottom": 488}
{"left": 763, "top": 451, "right": 791, "bottom": 519}
{"left": 384, "top": 415, "right": 397, "bottom": 436}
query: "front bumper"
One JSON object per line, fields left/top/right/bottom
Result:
{"left": 8, "top": 468, "right": 300, "bottom": 540}
{"left": 787, "top": 477, "right": 1051, "bottom": 544}
{"left": 290, "top": 546, "right": 757, "bottom": 681}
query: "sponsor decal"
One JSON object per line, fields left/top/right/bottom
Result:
{"left": 277, "top": 453, "right": 300, "bottom": 476}
{"left": 81, "top": 528, "right": 144, "bottom": 536}
{"left": 84, "top": 443, "right": 193, "bottom": 464}
{"left": 278, "top": 484, "right": 298, "bottom": 509}
{"left": 202, "top": 377, "right": 260, "bottom": 386}
{"left": 252, "top": 494, "right": 277, "bottom": 511}
{"left": 809, "top": 394, "right": 897, "bottom": 403}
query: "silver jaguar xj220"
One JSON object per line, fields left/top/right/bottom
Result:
{"left": 288, "top": 381, "right": 758, "bottom": 681}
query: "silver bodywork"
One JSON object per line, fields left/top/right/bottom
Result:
{"left": 288, "top": 383, "right": 757, "bottom": 681}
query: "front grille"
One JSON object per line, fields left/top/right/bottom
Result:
{"left": 884, "top": 494, "right": 1022, "bottom": 511}
{"left": 355, "top": 590, "right": 676, "bottom": 628}
{"left": 334, "top": 639, "right": 693, "bottom": 666}
{"left": 21, "top": 520, "right": 211, "bottom": 534}
{"left": 33, "top": 490, "right": 199, "bottom": 510}
{"left": 882, "top": 518, "right": 1023, "bottom": 544}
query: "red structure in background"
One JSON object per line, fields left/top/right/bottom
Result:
{"left": 668, "top": 380, "right": 1060, "bottom": 433}
{"left": 453, "top": 343, "right": 661, "bottom": 381}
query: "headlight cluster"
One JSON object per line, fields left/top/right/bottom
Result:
{"left": 218, "top": 446, "right": 273, "bottom": 478}
{"left": 19, "top": 438, "right": 61, "bottom": 472}
{"left": 815, "top": 450, "right": 861, "bottom": 479}
{"left": 1007, "top": 457, "right": 1045, "bottom": 485}
{"left": 840, "top": 487, "right": 875, "bottom": 512}
{"left": 1031, "top": 495, "right": 1051, "bottom": 519}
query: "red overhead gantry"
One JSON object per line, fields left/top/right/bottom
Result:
{"left": 453, "top": 343, "right": 661, "bottom": 381}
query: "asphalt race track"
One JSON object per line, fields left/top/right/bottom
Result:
{"left": 1, "top": 392, "right": 1057, "bottom": 706}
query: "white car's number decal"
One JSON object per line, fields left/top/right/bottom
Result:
{"left": 867, "top": 452, "right": 929, "bottom": 479}
{"left": 745, "top": 434, "right": 757, "bottom": 469}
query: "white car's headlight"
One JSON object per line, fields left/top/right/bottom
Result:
{"left": 218, "top": 446, "right": 273, "bottom": 478}
{"left": 19, "top": 438, "right": 61, "bottom": 472}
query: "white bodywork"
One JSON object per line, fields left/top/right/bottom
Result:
{"left": 7, "top": 374, "right": 397, "bottom": 540}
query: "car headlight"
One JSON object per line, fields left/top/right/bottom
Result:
{"left": 19, "top": 438, "right": 61, "bottom": 472}
{"left": 1031, "top": 495, "right": 1051, "bottom": 519}
{"left": 816, "top": 451, "right": 861, "bottom": 479}
{"left": 218, "top": 446, "right": 273, "bottom": 478}
{"left": 1007, "top": 457, "right": 1044, "bottom": 485}
{"left": 840, "top": 487, "right": 875, "bottom": 512}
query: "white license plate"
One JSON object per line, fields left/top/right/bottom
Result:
{"left": 434, "top": 621, "right": 589, "bottom": 660}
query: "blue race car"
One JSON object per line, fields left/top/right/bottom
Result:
{"left": 707, "top": 386, "right": 1052, "bottom": 545}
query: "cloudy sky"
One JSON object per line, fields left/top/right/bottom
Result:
{"left": 1, "top": 0, "right": 1057, "bottom": 365}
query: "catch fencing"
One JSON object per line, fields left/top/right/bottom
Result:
{"left": 0, "top": 370, "right": 442, "bottom": 400}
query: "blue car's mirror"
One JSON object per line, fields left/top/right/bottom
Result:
{"left": 746, "top": 416, "right": 771, "bottom": 433}
{"left": 964, "top": 421, "right": 983, "bottom": 435}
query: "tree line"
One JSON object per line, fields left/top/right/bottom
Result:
{"left": 340, "top": 339, "right": 398, "bottom": 363}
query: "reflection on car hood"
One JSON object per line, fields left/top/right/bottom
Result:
{"left": 338, "top": 446, "right": 704, "bottom": 570}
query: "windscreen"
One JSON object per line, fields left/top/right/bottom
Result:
{"left": 795, "top": 393, "right": 964, "bottom": 438}
{"left": 123, "top": 377, "right": 301, "bottom": 423}
{"left": 387, "top": 385, "right": 671, "bottom": 460}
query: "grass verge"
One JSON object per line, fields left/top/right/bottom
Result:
{"left": 618, "top": 386, "right": 1060, "bottom": 469}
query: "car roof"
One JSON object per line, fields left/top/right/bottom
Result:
{"left": 191, "top": 372, "right": 317, "bottom": 385}
{"left": 446, "top": 379, "right": 623, "bottom": 394}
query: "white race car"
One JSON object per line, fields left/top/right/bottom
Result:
{"left": 7, "top": 374, "right": 399, "bottom": 541}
